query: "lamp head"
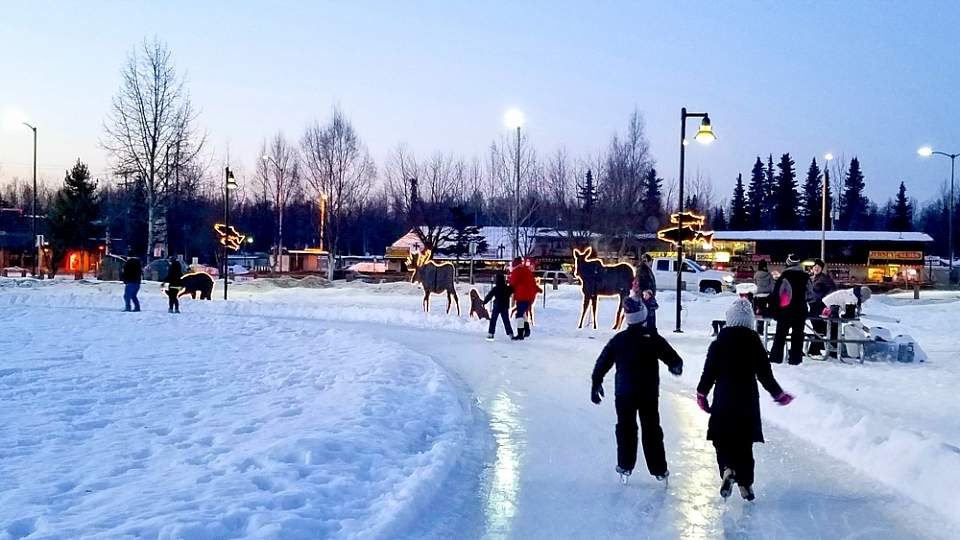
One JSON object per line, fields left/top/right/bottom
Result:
{"left": 824, "top": 153, "right": 834, "bottom": 161}
{"left": 504, "top": 108, "right": 525, "bottom": 130}
{"left": 694, "top": 115, "right": 716, "bottom": 144}
{"left": 261, "top": 155, "right": 271, "bottom": 162}
{"left": 226, "top": 168, "right": 238, "bottom": 189}
{"left": 918, "top": 146, "right": 934, "bottom": 157}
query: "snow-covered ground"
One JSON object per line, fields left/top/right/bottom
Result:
{"left": 1, "top": 277, "right": 959, "bottom": 539}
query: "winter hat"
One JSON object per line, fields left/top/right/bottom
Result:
{"left": 785, "top": 253, "right": 801, "bottom": 266}
{"left": 854, "top": 286, "right": 872, "bottom": 303}
{"left": 725, "top": 298, "right": 756, "bottom": 329}
{"left": 623, "top": 294, "right": 648, "bottom": 326}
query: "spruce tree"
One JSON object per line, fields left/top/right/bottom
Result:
{"left": 745, "top": 157, "right": 766, "bottom": 228}
{"left": 839, "top": 157, "right": 868, "bottom": 230}
{"left": 890, "top": 181, "right": 913, "bottom": 231}
{"left": 577, "top": 169, "right": 597, "bottom": 229}
{"left": 640, "top": 168, "right": 663, "bottom": 231}
{"left": 48, "top": 159, "right": 101, "bottom": 271}
{"left": 729, "top": 173, "right": 749, "bottom": 230}
{"left": 440, "top": 205, "right": 488, "bottom": 269}
{"left": 711, "top": 206, "right": 727, "bottom": 231}
{"left": 772, "top": 153, "right": 799, "bottom": 229}
{"left": 764, "top": 154, "right": 777, "bottom": 228}
{"left": 801, "top": 158, "right": 822, "bottom": 229}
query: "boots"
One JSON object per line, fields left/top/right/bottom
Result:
{"left": 739, "top": 485, "right": 755, "bottom": 501}
{"left": 523, "top": 322, "right": 531, "bottom": 338}
{"left": 511, "top": 319, "right": 525, "bottom": 340}
{"left": 720, "top": 467, "right": 736, "bottom": 498}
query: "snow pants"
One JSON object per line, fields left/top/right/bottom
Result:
{"left": 614, "top": 394, "right": 667, "bottom": 476}
{"left": 771, "top": 313, "right": 805, "bottom": 364}
{"left": 712, "top": 439, "right": 755, "bottom": 487}
{"left": 488, "top": 304, "right": 513, "bottom": 336}
{"left": 167, "top": 287, "right": 180, "bottom": 312}
{"left": 123, "top": 283, "right": 140, "bottom": 311}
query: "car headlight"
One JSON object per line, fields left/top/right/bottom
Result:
{"left": 722, "top": 275, "right": 734, "bottom": 283}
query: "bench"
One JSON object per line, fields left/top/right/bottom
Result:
{"left": 758, "top": 316, "right": 873, "bottom": 363}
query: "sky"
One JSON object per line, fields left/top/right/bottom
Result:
{"left": 1, "top": 1, "right": 958, "bottom": 204}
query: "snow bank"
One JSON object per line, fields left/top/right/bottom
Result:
{"left": 0, "top": 295, "right": 470, "bottom": 539}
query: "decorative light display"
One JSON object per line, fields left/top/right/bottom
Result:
{"left": 214, "top": 223, "right": 247, "bottom": 252}
{"left": 657, "top": 211, "right": 714, "bottom": 248}
{"left": 406, "top": 249, "right": 461, "bottom": 315}
{"left": 572, "top": 247, "right": 635, "bottom": 330}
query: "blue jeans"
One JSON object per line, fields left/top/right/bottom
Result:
{"left": 488, "top": 304, "right": 514, "bottom": 336}
{"left": 124, "top": 283, "right": 141, "bottom": 311}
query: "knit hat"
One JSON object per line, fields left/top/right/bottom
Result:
{"left": 785, "top": 253, "right": 801, "bottom": 266}
{"left": 725, "top": 298, "right": 756, "bottom": 329}
{"left": 623, "top": 294, "right": 648, "bottom": 326}
{"left": 854, "top": 286, "right": 872, "bottom": 303}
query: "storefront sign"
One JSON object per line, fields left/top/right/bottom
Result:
{"left": 868, "top": 251, "right": 923, "bottom": 261}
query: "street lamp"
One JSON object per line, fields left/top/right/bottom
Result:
{"left": 674, "top": 108, "right": 715, "bottom": 333}
{"left": 821, "top": 153, "right": 834, "bottom": 261}
{"left": 224, "top": 166, "right": 237, "bottom": 300}
{"left": 22, "top": 122, "right": 37, "bottom": 277}
{"left": 504, "top": 108, "right": 525, "bottom": 259}
{"left": 918, "top": 146, "right": 959, "bottom": 279}
{"left": 262, "top": 154, "right": 285, "bottom": 272}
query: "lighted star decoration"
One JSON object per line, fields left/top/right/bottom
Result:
{"left": 214, "top": 223, "right": 246, "bottom": 252}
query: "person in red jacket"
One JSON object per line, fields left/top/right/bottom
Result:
{"left": 508, "top": 257, "right": 541, "bottom": 340}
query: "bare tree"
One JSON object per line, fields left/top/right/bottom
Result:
{"left": 301, "top": 107, "right": 375, "bottom": 271}
{"left": 256, "top": 133, "right": 300, "bottom": 270}
{"left": 485, "top": 132, "right": 543, "bottom": 257}
{"left": 599, "top": 110, "right": 653, "bottom": 256}
{"left": 102, "top": 38, "right": 203, "bottom": 259}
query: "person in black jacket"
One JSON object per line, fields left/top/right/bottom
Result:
{"left": 634, "top": 253, "right": 657, "bottom": 294}
{"left": 591, "top": 294, "right": 683, "bottom": 482}
{"left": 769, "top": 254, "right": 811, "bottom": 365}
{"left": 121, "top": 256, "right": 142, "bottom": 312}
{"left": 807, "top": 259, "right": 837, "bottom": 356}
{"left": 161, "top": 257, "right": 183, "bottom": 314}
{"left": 697, "top": 299, "right": 794, "bottom": 501}
{"left": 484, "top": 271, "right": 513, "bottom": 340}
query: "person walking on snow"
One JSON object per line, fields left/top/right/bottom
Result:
{"left": 769, "top": 254, "right": 811, "bottom": 365}
{"left": 484, "top": 271, "right": 514, "bottom": 340}
{"left": 591, "top": 296, "right": 683, "bottom": 483}
{"left": 121, "top": 256, "right": 142, "bottom": 312}
{"left": 161, "top": 256, "right": 184, "bottom": 314}
{"left": 508, "top": 257, "right": 541, "bottom": 341}
{"left": 696, "top": 299, "right": 794, "bottom": 501}
{"left": 634, "top": 253, "right": 657, "bottom": 294}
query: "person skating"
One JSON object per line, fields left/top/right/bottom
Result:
{"left": 121, "top": 256, "right": 142, "bottom": 312}
{"left": 161, "top": 256, "right": 183, "bottom": 314}
{"left": 807, "top": 259, "right": 837, "bottom": 357}
{"left": 752, "top": 260, "right": 774, "bottom": 317}
{"left": 696, "top": 299, "right": 794, "bottom": 501}
{"left": 591, "top": 295, "right": 683, "bottom": 483}
{"left": 769, "top": 254, "right": 811, "bottom": 365}
{"left": 508, "top": 258, "right": 541, "bottom": 340}
{"left": 483, "top": 271, "right": 514, "bottom": 341}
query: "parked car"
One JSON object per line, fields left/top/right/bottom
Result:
{"left": 536, "top": 269, "right": 576, "bottom": 285}
{"left": 651, "top": 257, "right": 734, "bottom": 294}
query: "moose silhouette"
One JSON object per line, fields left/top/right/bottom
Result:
{"left": 573, "top": 247, "right": 635, "bottom": 329}
{"left": 408, "top": 250, "right": 461, "bottom": 315}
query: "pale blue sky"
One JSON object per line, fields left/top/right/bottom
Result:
{"left": 1, "top": 1, "right": 958, "bottom": 203}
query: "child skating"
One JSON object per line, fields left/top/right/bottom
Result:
{"left": 483, "top": 271, "right": 514, "bottom": 341}
{"left": 591, "top": 295, "right": 683, "bottom": 483}
{"left": 696, "top": 299, "right": 794, "bottom": 501}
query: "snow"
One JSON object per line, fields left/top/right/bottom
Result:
{"left": 2, "top": 277, "right": 959, "bottom": 539}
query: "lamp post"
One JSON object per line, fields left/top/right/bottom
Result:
{"left": 919, "top": 146, "right": 959, "bottom": 278}
{"left": 504, "top": 109, "right": 525, "bottom": 259}
{"left": 224, "top": 166, "right": 237, "bottom": 300}
{"left": 262, "top": 155, "right": 285, "bottom": 272}
{"left": 674, "top": 108, "right": 716, "bottom": 333}
{"left": 22, "top": 122, "right": 37, "bottom": 277}
{"left": 821, "top": 153, "right": 834, "bottom": 262}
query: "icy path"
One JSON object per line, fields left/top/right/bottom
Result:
{"left": 370, "top": 326, "right": 954, "bottom": 540}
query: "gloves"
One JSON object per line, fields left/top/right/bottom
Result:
{"left": 591, "top": 384, "right": 604, "bottom": 404}
{"left": 774, "top": 392, "right": 794, "bottom": 406}
{"left": 669, "top": 364, "right": 683, "bottom": 376}
{"left": 696, "top": 392, "right": 711, "bottom": 413}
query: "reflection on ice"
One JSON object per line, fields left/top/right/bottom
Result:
{"left": 670, "top": 395, "right": 725, "bottom": 540}
{"left": 483, "top": 391, "right": 526, "bottom": 539}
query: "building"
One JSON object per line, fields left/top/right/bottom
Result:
{"left": 703, "top": 230, "right": 933, "bottom": 284}
{"left": 0, "top": 208, "right": 38, "bottom": 271}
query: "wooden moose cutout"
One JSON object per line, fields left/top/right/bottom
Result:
{"left": 408, "top": 250, "right": 461, "bottom": 315}
{"left": 573, "top": 247, "right": 635, "bottom": 329}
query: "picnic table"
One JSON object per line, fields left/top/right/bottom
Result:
{"left": 758, "top": 315, "right": 875, "bottom": 363}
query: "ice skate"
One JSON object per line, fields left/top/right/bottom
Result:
{"left": 739, "top": 485, "right": 755, "bottom": 501}
{"left": 616, "top": 466, "right": 632, "bottom": 484}
{"left": 486, "top": 333, "right": 495, "bottom": 341}
{"left": 720, "top": 467, "right": 736, "bottom": 498}
{"left": 655, "top": 470, "right": 669, "bottom": 484}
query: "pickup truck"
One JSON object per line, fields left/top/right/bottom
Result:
{"left": 651, "top": 257, "right": 734, "bottom": 294}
